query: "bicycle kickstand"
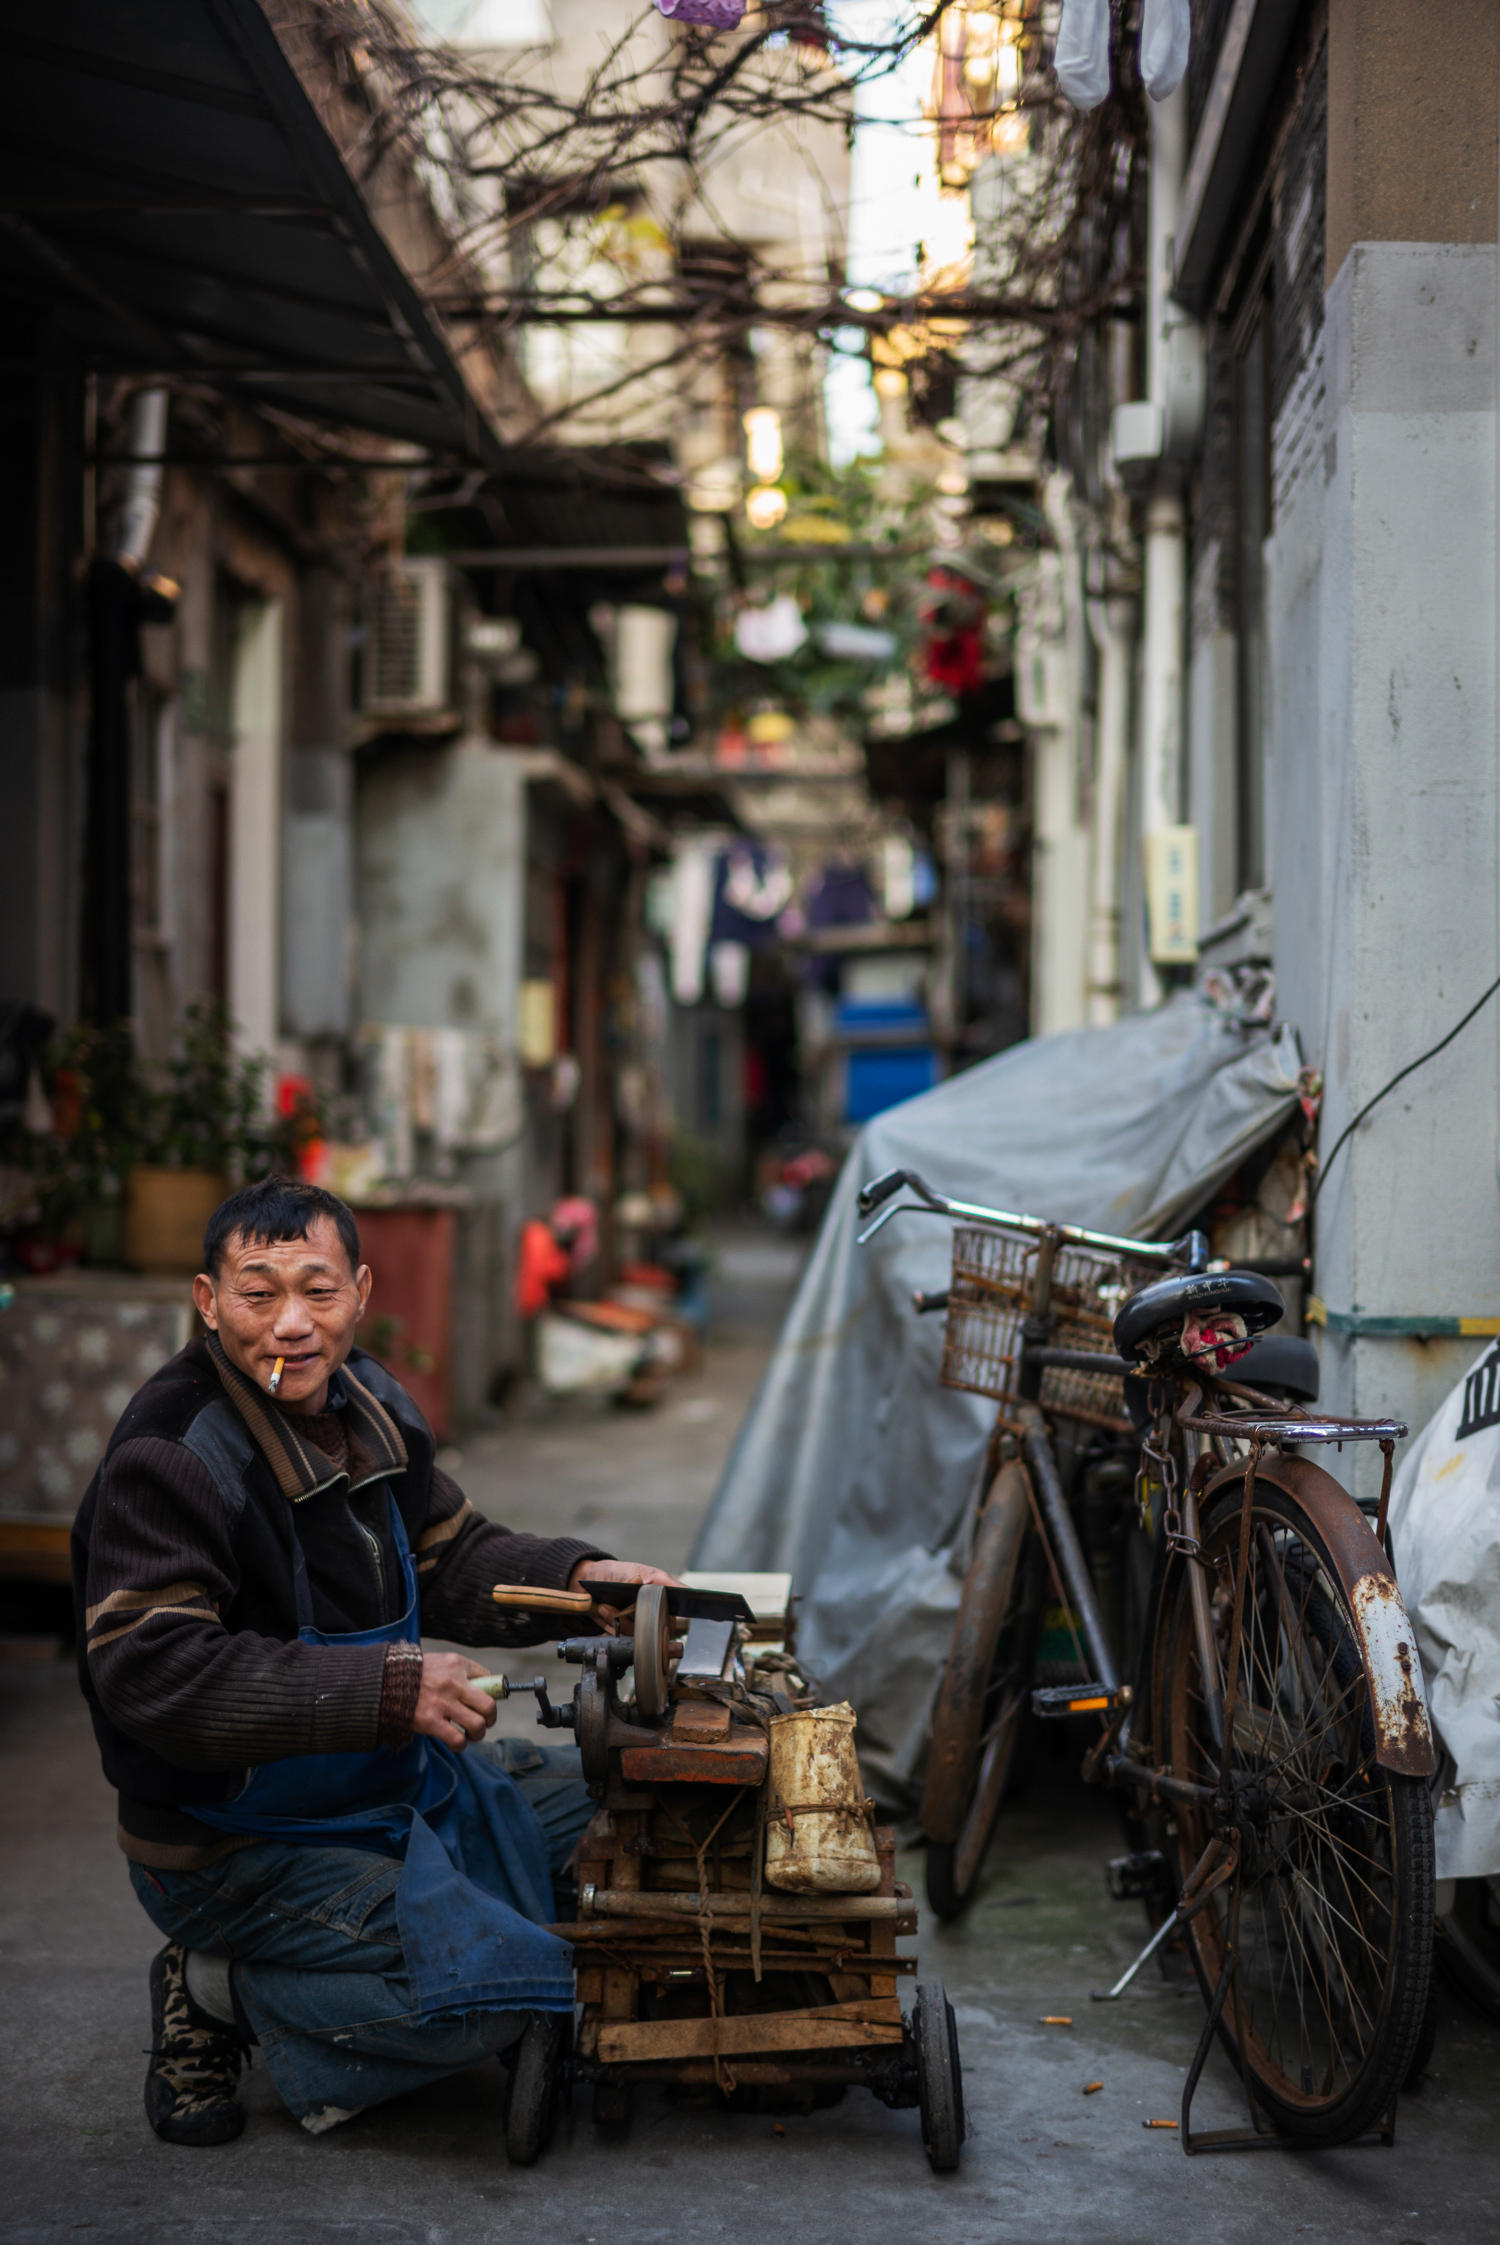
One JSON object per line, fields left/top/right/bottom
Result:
{"left": 1090, "top": 1829, "right": 1239, "bottom": 2003}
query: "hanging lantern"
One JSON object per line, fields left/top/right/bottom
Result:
{"left": 745, "top": 485, "right": 788, "bottom": 531}
{"left": 742, "top": 406, "right": 784, "bottom": 485}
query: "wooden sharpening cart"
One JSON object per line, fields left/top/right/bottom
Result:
{"left": 487, "top": 1571, "right": 965, "bottom": 2170}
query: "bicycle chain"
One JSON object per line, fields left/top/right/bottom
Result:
{"left": 1138, "top": 1401, "right": 1215, "bottom": 1568}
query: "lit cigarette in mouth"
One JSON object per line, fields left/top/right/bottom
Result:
{"left": 268, "top": 1357, "right": 285, "bottom": 1395}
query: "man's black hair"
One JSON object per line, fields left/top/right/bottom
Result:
{"left": 202, "top": 1174, "right": 361, "bottom": 1278}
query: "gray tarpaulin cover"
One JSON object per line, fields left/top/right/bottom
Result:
{"left": 691, "top": 992, "right": 1303, "bottom": 1806}
{"left": 1387, "top": 1340, "right": 1500, "bottom": 1878}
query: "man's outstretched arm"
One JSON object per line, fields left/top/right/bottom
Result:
{"left": 415, "top": 1468, "right": 675, "bottom": 1643}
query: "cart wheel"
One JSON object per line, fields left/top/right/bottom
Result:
{"left": 913, "top": 1981, "right": 965, "bottom": 2173}
{"left": 505, "top": 2012, "right": 567, "bottom": 2167}
{"left": 633, "top": 1581, "right": 671, "bottom": 1719}
{"left": 592, "top": 2079, "right": 633, "bottom": 2129}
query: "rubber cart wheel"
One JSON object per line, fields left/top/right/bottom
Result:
{"left": 505, "top": 2012, "right": 567, "bottom": 2166}
{"left": 592, "top": 2079, "right": 632, "bottom": 2129}
{"left": 913, "top": 1980, "right": 965, "bottom": 2172}
{"left": 632, "top": 1581, "right": 671, "bottom": 1719}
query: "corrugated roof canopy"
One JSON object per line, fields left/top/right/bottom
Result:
{"left": 0, "top": 2, "right": 498, "bottom": 464}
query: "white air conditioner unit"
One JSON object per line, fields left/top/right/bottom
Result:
{"left": 362, "top": 559, "right": 451, "bottom": 719}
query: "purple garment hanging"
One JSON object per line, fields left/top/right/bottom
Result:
{"left": 656, "top": 0, "right": 746, "bottom": 23}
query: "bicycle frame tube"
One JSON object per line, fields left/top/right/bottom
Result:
{"left": 1018, "top": 1404, "right": 1119, "bottom": 1695}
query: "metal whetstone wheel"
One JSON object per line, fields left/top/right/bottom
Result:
{"left": 632, "top": 1581, "right": 671, "bottom": 1719}
{"left": 913, "top": 1980, "right": 964, "bottom": 2172}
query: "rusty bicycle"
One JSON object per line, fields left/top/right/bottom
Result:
{"left": 858, "top": 1166, "right": 1436, "bottom": 2149}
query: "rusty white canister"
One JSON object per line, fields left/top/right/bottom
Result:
{"left": 764, "top": 1702, "right": 881, "bottom": 1895}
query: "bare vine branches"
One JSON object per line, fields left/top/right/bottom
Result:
{"left": 302, "top": 0, "right": 1145, "bottom": 460}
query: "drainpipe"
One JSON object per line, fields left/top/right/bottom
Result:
{"left": 1085, "top": 586, "right": 1136, "bottom": 1025}
{"left": 117, "top": 387, "right": 168, "bottom": 568}
{"left": 1136, "top": 87, "right": 1192, "bottom": 1007}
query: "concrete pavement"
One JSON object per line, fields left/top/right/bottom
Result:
{"left": 4, "top": 1231, "right": 1499, "bottom": 2241}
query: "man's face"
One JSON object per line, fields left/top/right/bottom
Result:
{"left": 193, "top": 1216, "right": 372, "bottom": 1416}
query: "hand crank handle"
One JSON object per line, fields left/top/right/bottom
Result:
{"left": 471, "top": 1675, "right": 577, "bottom": 1731}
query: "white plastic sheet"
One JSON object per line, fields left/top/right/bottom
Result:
{"left": 1140, "top": 0, "right": 1190, "bottom": 100}
{"left": 1054, "top": 0, "right": 1112, "bottom": 111}
{"left": 1388, "top": 1342, "right": 1500, "bottom": 1877}
{"left": 692, "top": 993, "right": 1303, "bottom": 1803}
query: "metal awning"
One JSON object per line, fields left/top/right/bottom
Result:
{"left": 0, "top": 2, "right": 499, "bottom": 465}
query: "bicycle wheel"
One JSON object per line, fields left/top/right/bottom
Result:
{"left": 921, "top": 1460, "right": 1032, "bottom": 1920}
{"left": 1154, "top": 1475, "right": 1434, "bottom": 2144}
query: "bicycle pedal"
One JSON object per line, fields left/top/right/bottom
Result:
{"left": 1107, "top": 1850, "right": 1168, "bottom": 1902}
{"left": 1031, "top": 1682, "right": 1118, "bottom": 1720}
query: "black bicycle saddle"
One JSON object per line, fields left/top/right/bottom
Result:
{"left": 1230, "top": 1333, "right": 1320, "bottom": 1403}
{"left": 1112, "top": 1268, "right": 1284, "bottom": 1365}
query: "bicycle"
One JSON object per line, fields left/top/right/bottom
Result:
{"left": 858, "top": 1166, "right": 1437, "bottom": 2149}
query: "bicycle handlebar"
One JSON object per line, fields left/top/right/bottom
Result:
{"left": 857, "top": 1168, "right": 909, "bottom": 1217}
{"left": 857, "top": 1165, "right": 1208, "bottom": 1273}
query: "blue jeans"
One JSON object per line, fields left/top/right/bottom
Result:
{"left": 130, "top": 1739, "right": 592, "bottom": 2126}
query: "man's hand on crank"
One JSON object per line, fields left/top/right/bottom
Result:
{"left": 568, "top": 1556, "right": 682, "bottom": 1634}
{"left": 414, "top": 1652, "right": 499, "bottom": 1749}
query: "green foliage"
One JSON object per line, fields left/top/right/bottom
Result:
{"left": 9, "top": 1002, "right": 323, "bottom": 1251}
{"left": 713, "top": 449, "right": 928, "bottom": 728}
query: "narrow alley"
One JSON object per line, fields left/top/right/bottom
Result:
{"left": 6, "top": 1233, "right": 1498, "bottom": 2243}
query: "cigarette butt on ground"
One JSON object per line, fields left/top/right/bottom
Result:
{"left": 1142, "top": 2118, "right": 1178, "bottom": 2129}
{"left": 1040, "top": 2015, "right": 1073, "bottom": 2026}
{"left": 1083, "top": 2081, "right": 1103, "bottom": 2095}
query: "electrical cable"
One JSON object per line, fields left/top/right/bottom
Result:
{"left": 1310, "top": 969, "right": 1500, "bottom": 1207}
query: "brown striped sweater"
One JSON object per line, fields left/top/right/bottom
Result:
{"left": 72, "top": 1334, "right": 609, "bottom": 1867}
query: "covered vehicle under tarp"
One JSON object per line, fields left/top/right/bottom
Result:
{"left": 691, "top": 992, "right": 1304, "bottom": 1806}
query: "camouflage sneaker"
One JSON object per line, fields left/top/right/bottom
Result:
{"left": 144, "top": 1943, "right": 246, "bottom": 2146}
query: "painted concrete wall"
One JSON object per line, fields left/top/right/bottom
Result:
{"left": 357, "top": 736, "right": 526, "bottom": 1037}
{"left": 1267, "top": 240, "right": 1500, "bottom": 1483}
{"left": 356, "top": 736, "right": 529, "bottom": 1416}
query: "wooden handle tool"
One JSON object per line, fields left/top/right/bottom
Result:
{"left": 491, "top": 1582, "right": 595, "bottom": 1615}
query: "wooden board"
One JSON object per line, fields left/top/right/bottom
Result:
{"left": 597, "top": 1998, "right": 904, "bottom": 2065}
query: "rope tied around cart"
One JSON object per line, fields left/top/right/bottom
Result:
{"left": 677, "top": 1787, "right": 750, "bottom": 2095}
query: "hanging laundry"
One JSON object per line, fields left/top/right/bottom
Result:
{"left": 669, "top": 837, "right": 717, "bottom": 1006}
{"left": 1140, "top": 0, "right": 1190, "bottom": 100}
{"left": 1054, "top": 0, "right": 1111, "bottom": 110}
{"left": 709, "top": 940, "right": 750, "bottom": 1007}
{"left": 715, "top": 843, "right": 795, "bottom": 939}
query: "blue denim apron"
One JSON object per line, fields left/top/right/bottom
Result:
{"left": 188, "top": 1487, "right": 574, "bottom": 2018}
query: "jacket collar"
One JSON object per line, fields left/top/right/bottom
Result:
{"left": 206, "top": 1332, "right": 407, "bottom": 1501}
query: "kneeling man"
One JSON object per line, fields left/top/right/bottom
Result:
{"left": 73, "top": 1176, "right": 672, "bottom": 2143}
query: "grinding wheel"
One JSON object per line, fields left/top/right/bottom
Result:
{"left": 632, "top": 1581, "right": 671, "bottom": 1719}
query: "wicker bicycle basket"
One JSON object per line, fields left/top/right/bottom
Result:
{"left": 940, "top": 1224, "right": 1153, "bottom": 1433}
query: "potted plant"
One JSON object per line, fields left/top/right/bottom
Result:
{"left": 6, "top": 1006, "right": 321, "bottom": 1276}
{"left": 5, "top": 1021, "right": 150, "bottom": 1269}
{"left": 120, "top": 1002, "right": 300, "bottom": 1275}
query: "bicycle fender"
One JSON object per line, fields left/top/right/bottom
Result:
{"left": 1205, "top": 1451, "right": 1435, "bottom": 1779}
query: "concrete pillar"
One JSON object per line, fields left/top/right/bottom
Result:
{"left": 1272, "top": 1, "right": 1500, "bottom": 1482}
